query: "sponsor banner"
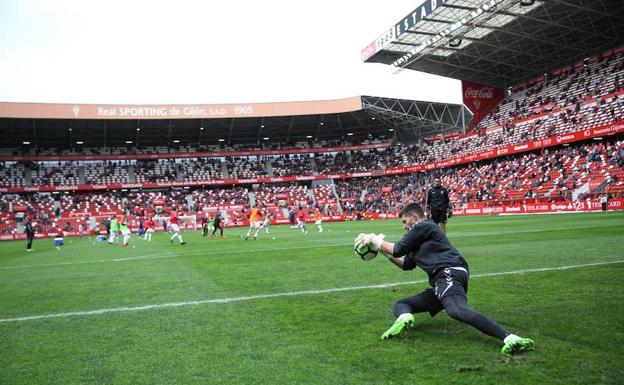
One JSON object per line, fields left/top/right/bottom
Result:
{"left": 425, "top": 132, "right": 462, "bottom": 143}
{"left": 0, "top": 142, "right": 391, "bottom": 162}
{"left": 362, "top": 0, "right": 448, "bottom": 62}
{"left": 0, "top": 97, "right": 363, "bottom": 120}
{"left": 589, "top": 177, "right": 606, "bottom": 191}
{"left": 361, "top": 41, "right": 378, "bottom": 62}
{"left": 451, "top": 199, "right": 624, "bottom": 216}
{"left": 531, "top": 102, "right": 556, "bottom": 114}
{"left": 65, "top": 211, "right": 121, "bottom": 218}
{"left": 462, "top": 80, "right": 505, "bottom": 132}
{"left": 394, "top": 0, "right": 448, "bottom": 37}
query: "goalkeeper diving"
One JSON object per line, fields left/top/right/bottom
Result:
{"left": 354, "top": 202, "right": 534, "bottom": 354}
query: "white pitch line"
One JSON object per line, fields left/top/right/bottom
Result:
{"left": 0, "top": 259, "right": 622, "bottom": 324}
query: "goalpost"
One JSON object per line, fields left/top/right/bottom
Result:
{"left": 179, "top": 215, "right": 198, "bottom": 230}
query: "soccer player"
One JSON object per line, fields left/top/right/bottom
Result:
{"left": 169, "top": 209, "right": 186, "bottom": 245}
{"left": 245, "top": 205, "right": 262, "bottom": 240}
{"left": 296, "top": 207, "right": 308, "bottom": 234}
{"left": 108, "top": 215, "right": 119, "bottom": 244}
{"left": 53, "top": 226, "right": 64, "bottom": 251}
{"left": 262, "top": 212, "right": 272, "bottom": 234}
{"left": 354, "top": 202, "right": 534, "bottom": 354}
{"left": 210, "top": 211, "right": 226, "bottom": 239}
{"left": 143, "top": 217, "right": 155, "bottom": 241}
{"left": 201, "top": 215, "right": 210, "bottom": 237}
{"left": 426, "top": 177, "right": 450, "bottom": 234}
{"left": 288, "top": 207, "right": 296, "bottom": 228}
{"left": 314, "top": 207, "right": 323, "bottom": 233}
{"left": 119, "top": 214, "right": 131, "bottom": 248}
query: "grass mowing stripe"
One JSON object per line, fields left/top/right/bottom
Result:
{"left": 0, "top": 245, "right": 349, "bottom": 271}
{"left": 1, "top": 223, "right": 619, "bottom": 271}
{"left": 1, "top": 259, "right": 622, "bottom": 324}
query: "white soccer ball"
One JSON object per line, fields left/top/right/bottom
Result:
{"left": 354, "top": 245, "right": 378, "bottom": 261}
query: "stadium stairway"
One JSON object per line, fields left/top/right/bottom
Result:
{"left": 221, "top": 161, "right": 229, "bottom": 178}
{"left": 174, "top": 163, "right": 184, "bottom": 182}
{"left": 309, "top": 157, "right": 319, "bottom": 174}
{"left": 78, "top": 165, "right": 86, "bottom": 184}
{"left": 128, "top": 164, "right": 136, "bottom": 183}
{"left": 308, "top": 188, "right": 316, "bottom": 206}
{"left": 265, "top": 159, "right": 274, "bottom": 177}
{"left": 24, "top": 167, "right": 32, "bottom": 186}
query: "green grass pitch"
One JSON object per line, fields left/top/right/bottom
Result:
{"left": 1, "top": 212, "right": 623, "bottom": 385}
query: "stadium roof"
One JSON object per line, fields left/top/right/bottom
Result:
{"left": 362, "top": 0, "right": 624, "bottom": 88}
{"left": 0, "top": 96, "right": 470, "bottom": 149}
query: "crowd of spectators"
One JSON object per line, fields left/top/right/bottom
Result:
{"left": 1, "top": 138, "right": 622, "bottom": 235}
{"left": 270, "top": 155, "right": 315, "bottom": 177}
{"left": 1, "top": 53, "right": 624, "bottom": 235}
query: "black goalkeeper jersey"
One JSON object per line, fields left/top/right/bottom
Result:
{"left": 393, "top": 220, "right": 468, "bottom": 285}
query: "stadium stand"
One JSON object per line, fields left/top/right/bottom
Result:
{"left": 2, "top": 45, "right": 624, "bottom": 239}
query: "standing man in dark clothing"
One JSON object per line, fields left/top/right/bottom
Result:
{"left": 426, "top": 177, "right": 450, "bottom": 234}
{"left": 210, "top": 211, "right": 225, "bottom": 239}
{"left": 288, "top": 207, "right": 296, "bottom": 228}
{"left": 201, "top": 215, "right": 210, "bottom": 237}
{"left": 103, "top": 217, "right": 111, "bottom": 237}
{"left": 25, "top": 219, "right": 36, "bottom": 252}
{"left": 354, "top": 203, "right": 534, "bottom": 354}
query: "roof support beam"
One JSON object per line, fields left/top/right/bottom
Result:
{"left": 32, "top": 119, "right": 38, "bottom": 148}
{"left": 227, "top": 118, "right": 235, "bottom": 144}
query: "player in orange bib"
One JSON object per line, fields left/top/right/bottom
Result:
{"left": 314, "top": 208, "right": 323, "bottom": 233}
{"left": 245, "top": 205, "right": 263, "bottom": 240}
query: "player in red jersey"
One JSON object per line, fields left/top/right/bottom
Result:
{"left": 297, "top": 207, "right": 308, "bottom": 234}
{"left": 143, "top": 217, "right": 155, "bottom": 241}
{"left": 169, "top": 209, "right": 186, "bottom": 245}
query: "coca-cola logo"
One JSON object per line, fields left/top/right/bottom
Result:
{"left": 464, "top": 87, "right": 494, "bottom": 99}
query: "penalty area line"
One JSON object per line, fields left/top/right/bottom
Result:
{"left": 1, "top": 259, "right": 623, "bottom": 324}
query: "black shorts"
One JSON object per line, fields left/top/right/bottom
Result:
{"left": 400, "top": 267, "right": 469, "bottom": 317}
{"left": 430, "top": 209, "right": 448, "bottom": 224}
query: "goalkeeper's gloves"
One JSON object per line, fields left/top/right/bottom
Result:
{"left": 354, "top": 233, "right": 386, "bottom": 251}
